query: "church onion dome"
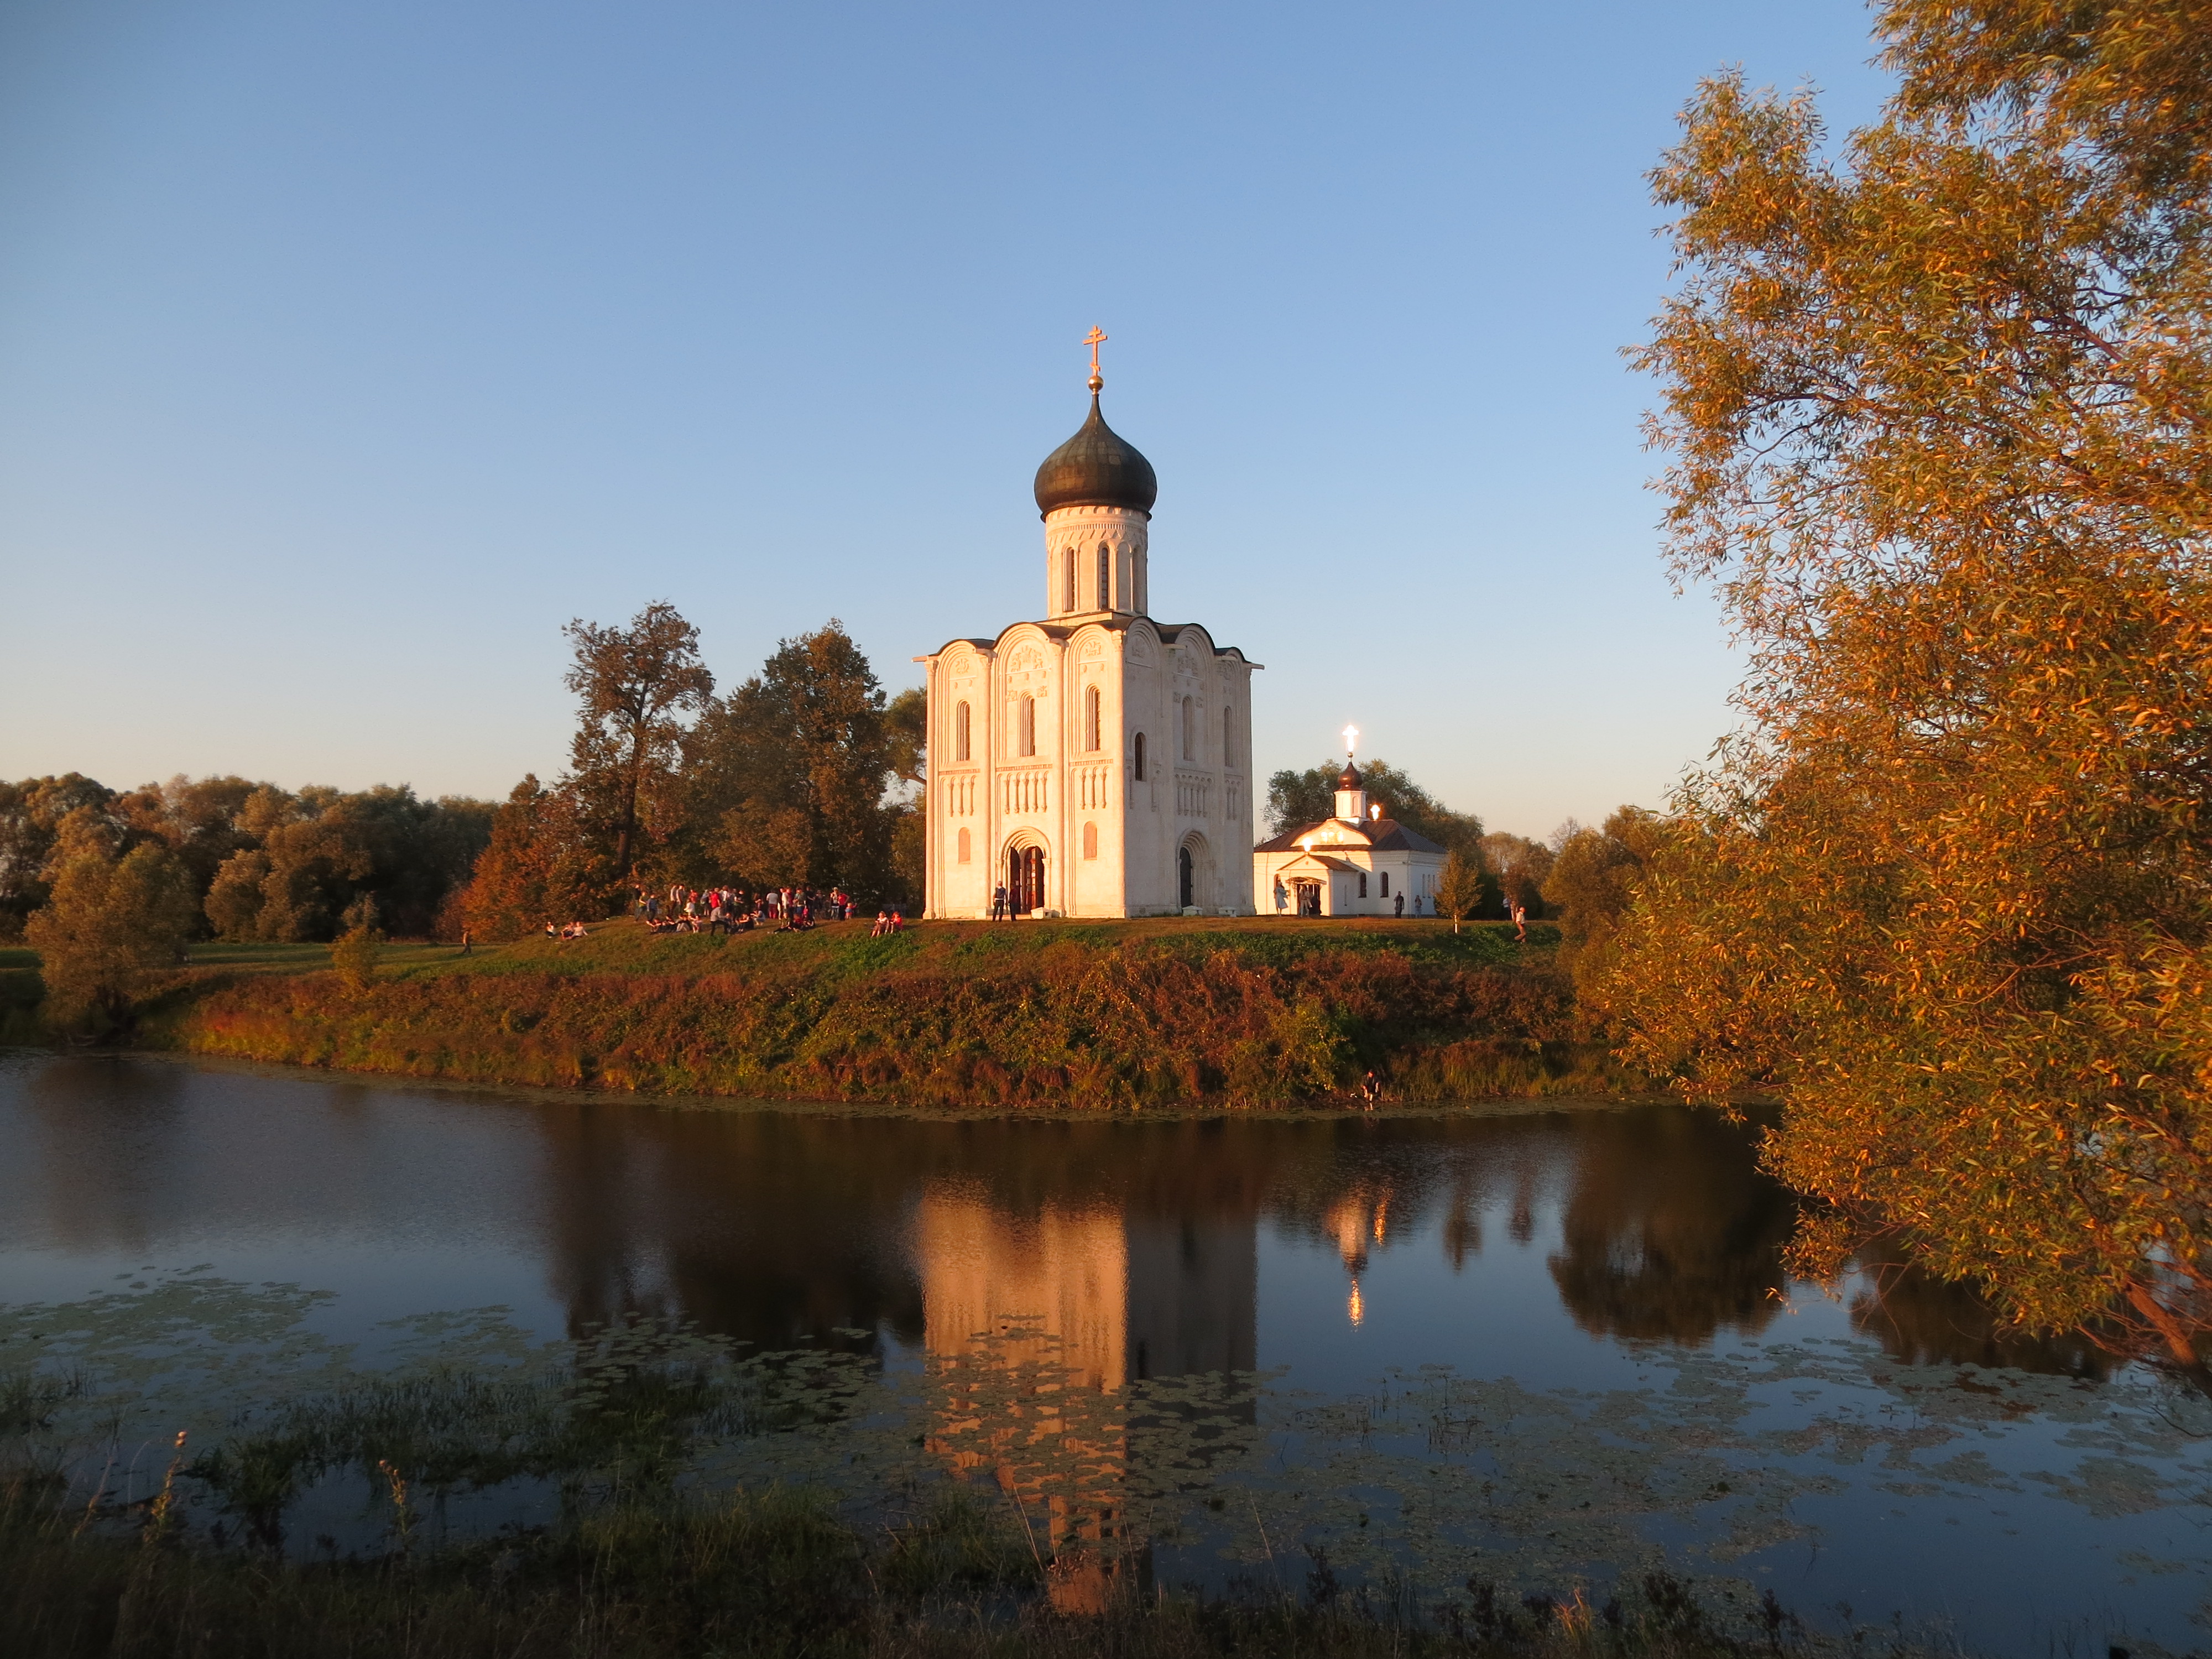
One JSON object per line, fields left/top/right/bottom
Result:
{"left": 1338, "top": 760, "right": 1363, "bottom": 789}
{"left": 1033, "top": 395, "right": 1158, "bottom": 518}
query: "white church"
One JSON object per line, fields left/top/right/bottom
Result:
{"left": 920, "top": 344, "right": 1261, "bottom": 918}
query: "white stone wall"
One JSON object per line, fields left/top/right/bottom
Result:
{"left": 1252, "top": 844, "right": 1449, "bottom": 918}
{"left": 923, "top": 617, "right": 1257, "bottom": 919}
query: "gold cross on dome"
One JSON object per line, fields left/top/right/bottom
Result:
{"left": 1084, "top": 325, "right": 1107, "bottom": 390}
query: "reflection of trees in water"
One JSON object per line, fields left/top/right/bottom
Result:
{"left": 1546, "top": 1109, "right": 1796, "bottom": 1344}
{"left": 1847, "top": 1243, "right": 2113, "bottom": 1379}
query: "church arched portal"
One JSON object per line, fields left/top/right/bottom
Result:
{"left": 1177, "top": 832, "right": 1212, "bottom": 911}
{"left": 1005, "top": 838, "right": 1048, "bottom": 915}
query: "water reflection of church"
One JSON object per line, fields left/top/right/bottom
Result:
{"left": 912, "top": 1182, "right": 1258, "bottom": 1609}
{"left": 917, "top": 1188, "right": 1255, "bottom": 1385}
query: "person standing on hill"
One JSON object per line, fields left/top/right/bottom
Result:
{"left": 991, "top": 883, "right": 1008, "bottom": 922}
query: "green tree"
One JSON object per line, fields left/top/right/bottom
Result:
{"left": 201, "top": 785, "right": 493, "bottom": 942}
{"left": 454, "top": 775, "right": 600, "bottom": 940}
{"left": 25, "top": 813, "right": 196, "bottom": 1032}
{"left": 564, "top": 602, "right": 714, "bottom": 889}
{"left": 1480, "top": 832, "right": 1553, "bottom": 919}
{"left": 1611, "top": 0, "right": 2212, "bottom": 1365}
{"left": 0, "top": 775, "right": 117, "bottom": 939}
{"left": 1543, "top": 807, "right": 1662, "bottom": 1007}
{"left": 686, "top": 620, "right": 895, "bottom": 894}
{"left": 884, "top": 685, "right": 928, "bottom": 904}
{"left": 1434, "top": 849, "right": 1485, "bottom": 935}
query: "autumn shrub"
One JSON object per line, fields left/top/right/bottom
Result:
{"left": 151, "top": 921, "right": 1603, "bottom": 1108}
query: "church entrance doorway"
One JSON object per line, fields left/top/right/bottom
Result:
{"left": 1177, "top": 846, "right": 1194, "bottom": 909}
{"left": 1007, "top": 844, "right": 1046, "bottom": 915}
{"left": 1292, "top": 879, "right": 1321, "bottom": 916}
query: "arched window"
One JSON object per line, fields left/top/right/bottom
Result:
{"left": 954, "top": 700, "right": 971, "bottom": 763}
{"left": 1359, "top": 872, "right": 1369, "bottom": 898}
{"left": 1083, "top": 821, "right": 1098, "bottom": 860}
{"left": 1097, "top": 546, "right": 1111, "bottom": 610}
{"left": 1063, "top": 548, "right": 1076, "bottom": 613}
{"left": 1133, "top": 732, "right": 1146, "bottom": 781}
{"left": 1018, "top": 695, "right": 1036, "bottom": 758}
{"left": 1180, "top": 696, "right": 1195, "bottom": 760}
{"left": 1380, "top": 871, "right": 1390, "bottom": 896}
{"left": 957, "top": 827, "right": 971, "bottom": 863}
{"left": 1084, "top": 685, "right": 1101, "bottom": 751}
{"left": 1223, "top": 705, "right": 1235, "bottom": 766}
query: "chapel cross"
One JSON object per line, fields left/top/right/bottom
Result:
{"left": 1343, "top": 724, "right": 1360, "bottom": 759}
{"left": 1084, "top": 325, "right": 1107, "bottom": 391}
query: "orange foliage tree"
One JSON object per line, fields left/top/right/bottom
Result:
{"left": 1610, "top": 1, "right": 2212, "bottom": 1367}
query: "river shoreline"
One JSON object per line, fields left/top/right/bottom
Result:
{"left": 3, "top": 917, "right": 1640, "bottom": 1108}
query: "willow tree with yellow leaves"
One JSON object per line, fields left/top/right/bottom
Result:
{"left": 1611, "top": 0, "right": 2212, "bottom": 1369}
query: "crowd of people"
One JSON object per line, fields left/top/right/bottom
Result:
{"left": 629, "top": 883, "right": 906, "bottom": 937}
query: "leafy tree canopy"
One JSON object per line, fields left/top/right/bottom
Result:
{"left": 1609, "top": 0, "right": 2212, "bottom": 1368}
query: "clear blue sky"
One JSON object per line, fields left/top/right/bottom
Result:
{"left": 0, "top": 1, "right": 1890, "bottom": 839}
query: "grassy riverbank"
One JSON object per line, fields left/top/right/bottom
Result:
{"left": 2, "top": 918, "right": 1625, "bottom": 1107}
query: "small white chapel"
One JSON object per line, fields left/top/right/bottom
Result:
{"left": 919, "top": 335, "right": 1261, "bottom": 918}
{"left": 1250, "top": 735, "right": 1450, "bottom": 917}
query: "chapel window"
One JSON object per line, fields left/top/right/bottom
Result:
{"left": 1063, "top": 549, "right": 1076, "bottom": 613}
{"left": 1097, "top": 546, "right": 1111, "bottom": 610}
{"left": 1083, "top": 821, "right": 1098, "bottom": 860}
{"left": 1223, "top": 705, "right": 1235, "bottom": 766}
{"left": 957, "top": 827, "right": 971, "bottom": 863}
{"left": 1018, "top": 695, "right": 1036, "bottom": 758}
{"left": 1381, "top": 872, "right": 1390, "bottom": 897}
{"left": 1181, "top": 696, "right": 1195, "bottom": 761}
{"left": 1134, "top": 732, "right": 1146, "bottom": 781}
{"left": 954, "top": 700, "right": 971, "bottom": 763}
{"left": 1085, "top": 685, "right": 1101, "bottom": 752}
{"left": 1359, "top": 873, "right": 1369, "bottom": 898}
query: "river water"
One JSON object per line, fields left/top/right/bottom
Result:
{"left": 1, "top": 1051, "right": 2205, "bottom": 1652}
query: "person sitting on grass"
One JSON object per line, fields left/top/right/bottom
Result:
{"left": 544, "top": 921, "right": 558, "bottom": 941}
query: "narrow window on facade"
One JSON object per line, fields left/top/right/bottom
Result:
{"left": 1083, "top": 821, "right": 1098, "bottom": 860}
{"left": 1063, "top": 549, "right": 1076, "bottom": 612}
{"left": 1380, "top": 872, "right": 1390, "bottom": 896}
{"left": 957, "top": 827, "right": 971, "bottom": 863}
{"left": 954, "top": 700, "right": 971, "bottom": 763}
{"left": 1133, "top": 732, "right": 1146, "bottom": 781}
{"left": 1223, "top": 705, "right": 1235, "bottom": 766}
{"left": 1097, "top": 546, "right": 1110, "bottom": 610}
{"left": 1181, "top": 696, "right": 1195, "bottom": 760}
{"left": 1085, "top": 685, "right": 1101, "bottom": 751}
{"left": 1018, "top": 695, "right": 1036, "bottom": 757}
{"left": 1359, "top": 873, "right": 1369, "bottom": 898}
